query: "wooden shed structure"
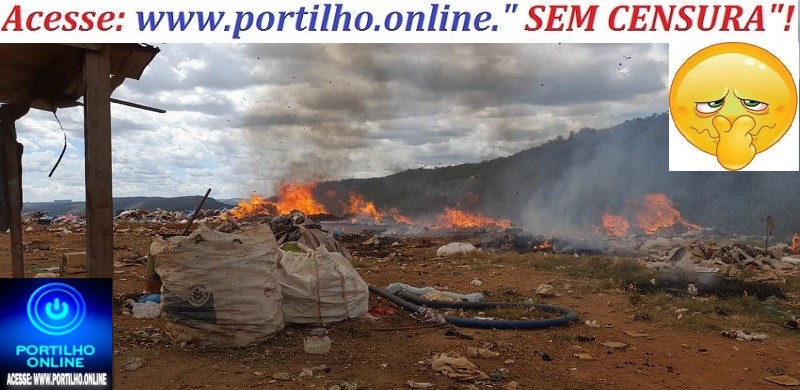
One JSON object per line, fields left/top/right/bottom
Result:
{"left": 0, "top": 43, "right": 160, "bottom": 278}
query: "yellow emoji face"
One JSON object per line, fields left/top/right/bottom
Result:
{"left": 670, "top": 42, "right": 798, "bottom": 170}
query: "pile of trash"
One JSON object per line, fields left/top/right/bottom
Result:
{"left": 149, "top": 211, "right": 369, "bottom": 348}
{"left": 116, "top": 208, "right": 223, "bottom": 224}
{"left": 646, "top": 238, "right": 800, "bottom": 276}
{"left": 21, "top": 211, "right": 86, "bottom": 226}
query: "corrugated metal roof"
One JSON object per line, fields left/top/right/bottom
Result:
{"left": 0, "top": 43, "right": 159, "bottom": 111}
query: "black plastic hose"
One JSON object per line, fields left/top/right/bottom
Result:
{"left": 368, "top": 285, "right": 579, "bottom": 330}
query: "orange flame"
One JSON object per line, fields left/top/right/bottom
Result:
{"left": 344, "top": 193, "right": 415, "bottom": 224}
{"left": 633, "top": 193, "right": 699, "bottom": 234}
{"left": 273, "top": 182, "right": 328, "bottom": 215}
{"left": 228, "top": 182, "right": 327, "bottom": 220}
{"left": 389, "top": 208, "right": 414, "bottom": 225}
{"left": 435, "top": 207, "right": 512, "bottom": 229}
{"left": 533, "top": 240, "right": 553, "bottom": 251}
{"left": 601, "top": 213, "right": 630, "bottom": 237}
{"left": 346, "top": 193, "right": 383, "bottom": 222}
{"left": 789, "top": 233, "right": 800, "bottom": 254}
{"left": 228, "top": 193, "right": 276, "bottom": 220}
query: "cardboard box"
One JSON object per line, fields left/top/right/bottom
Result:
{"left": 61, "top": 252, "right": 87, "bottom": 274}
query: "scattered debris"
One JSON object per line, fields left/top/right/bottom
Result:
{"left": 131, "top": 301, "right": 161, "bottom": 319}
{"left": 123, "top": 357, "right": 144, "bottom": 371}
{"left": 763, "top": 375, "right": 800, "bottom": 386}
{"left": 622, "top": 330, "right": 649, "bottom": 338}
{"left": 406, "top": 380, "right": 434, "bottom": 388}
{"left": 25, "top": 241, "right": 52, "bottom": 251}
{"left": 534, "top": 284, "right": 554, "bottom": 297}
{"left": 502, "top": 381, "right": 519, "bottom": 390}
{"left": 467, "top": 347, "right": 499, "bottom": 358}
{"left": 721, "top": 330, "right": 767, "bottom": 342}
{"left": 600, "top": 342, "right": 628, "bottom": 349}
{"left": 784, "top": 318, "right": 799, "bottom": 330}
{"left": 430, "top": 352, "right": 489, "bottom": 382}
{"left": 272, "top": 372, "right": 291, "bottom": 381}
{"left": 585, "top": 320, "right": 600, "bottom": 328}
{"left": 299, "top": 365, "right": 330, "bottom": 378}
{"left": 436, "top": 242, "right": 476, "bottom": 256}
{"left": 303, "top": 336, "right": 332, "bottom": 354}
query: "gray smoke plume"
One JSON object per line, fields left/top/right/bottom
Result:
{"left": 236, "top": 43, "right": 667, "bottom": 197}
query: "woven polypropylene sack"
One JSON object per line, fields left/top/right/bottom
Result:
{"left": 152, "top": 224, "right": 284, "bottom": 347}
{"left": 278, "top": 243, "right": 368, "bottom": 324}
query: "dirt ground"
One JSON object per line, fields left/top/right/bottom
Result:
{"left": 2, "top": 222, "right": 799, "bottom": 390}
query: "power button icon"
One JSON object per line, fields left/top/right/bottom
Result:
{"left": 27, "top": 283, "right": 86, "bottom": 336}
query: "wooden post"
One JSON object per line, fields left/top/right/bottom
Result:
{"left": 83, "top": 44, "right": 113, "bottom": 279}
{"left": 1, "top": 121, "right": 23, "bottom": 278}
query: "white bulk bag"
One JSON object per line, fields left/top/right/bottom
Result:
{"left": 278, "top": 243, "right": 369, "bottom": 324}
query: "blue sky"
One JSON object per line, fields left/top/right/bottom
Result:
{"left": 17, "top": 43, "right": 668, "bottom": 202}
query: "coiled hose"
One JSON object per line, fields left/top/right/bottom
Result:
{"left": 368, "top": 285, "right": 579, "bottom": 329}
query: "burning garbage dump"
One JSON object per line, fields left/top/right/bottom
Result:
{"left": 221, "top": 181, "right": 514, "bottom": 233}
{"left": 227, "top": 182, "right": 329, "bottom": 221}
{"left": 593, "top": 193, "right": 700, "bottom": 238}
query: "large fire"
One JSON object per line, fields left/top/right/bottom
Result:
{"left": 435, "top": 207, "right": 512, "bottom": 229}
{"left": 633, "top": 193, "right": 699, "bottom": 234}
{"left": 789, "top": 233, "right": 800, "bottom": 254}
{"left": 600, "top": 212, "right": 630, "bottom": 237}
{"left": 344, "top": 193, "right": 415, "bottom": 224}
{"left": 228, "top": 182, "right": 327, "bottom": 220}
{"left": 388, "top": 208, "right": 414, "bottom": 225}
{"left": 594, "top": 193, "right": 699, "bottom": 237}
{"left": 345, "top": 194, "right": 384, "bottom": 222}
{"left": 227, "top": 193, "right": 276, "bottom": 220}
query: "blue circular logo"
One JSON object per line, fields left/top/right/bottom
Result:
{"left": 27, "top": 283, "right": 86, "bottom": 336}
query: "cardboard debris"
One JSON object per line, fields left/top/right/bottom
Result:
{"left": 600, "top": 342, "right": 628, "bottom": 349}
{"left": 745, "top": 272, "right": 784, "bottom": 283}
{"left": 623, "top": 330, "right": 650, "bottom": 338}
{"left": 574, "top": 353, "right": 594, "bottom": 360}
{"left": 535, "top": 284, "right": 554, "bottom": 296}
{"left": 430, "top": 352, "right": 489, "bottom": 382}
{"left": 406, "top": 380, "right": 434, "bottom": 388}
{"left": 123, "top": 357, "right": 144, "bottom": 371}
{"left": 299, "top": 365, "right": 329, "bottom": 378}
{"left": 503, "top": 381, "right": 519, "bottom": 389}
{"left": 467, "top": 347, "right": 499, "bottom": 358}
{"left": 721, "top": 330, "right": 767, "bottom": 342}
{"left": 763, "top": 375, "right": 800, "bottom": 386}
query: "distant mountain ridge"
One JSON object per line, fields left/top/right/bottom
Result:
{"left": 314, "top": 112, "right": 800, "bottom": 239}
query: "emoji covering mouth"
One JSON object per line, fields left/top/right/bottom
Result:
{"left": 670, "top": 42, "right": 797, "bottom": 170}
{"left": 713, "top": 115, "right": 756, "bottom": 170}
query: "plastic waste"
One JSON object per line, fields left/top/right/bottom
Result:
{"left": 137, "top": 293, "right": 161, "bottom": 304}
{"left": 303, "top": 336, "right": 331, "bottom": 354}
{"left": 386, "top": 283, "right": 484, "bottom": 302}
{"left": 132, "top": 301, "right": 161, "bottom": 319}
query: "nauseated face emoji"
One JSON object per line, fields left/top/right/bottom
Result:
{"left": 670, "top": 42, "right": 798, "bottom": 170}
